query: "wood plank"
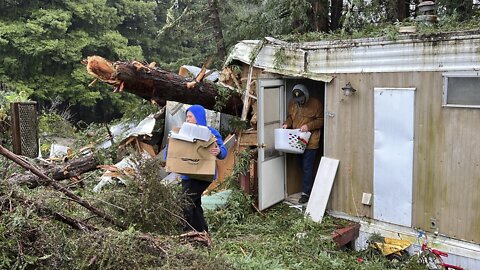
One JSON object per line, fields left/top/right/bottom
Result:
{"left": 238, "top": 130, "right": 257, "bottom": 146}
{"left": 305, "top": 157, "right": 339, "bottom": 223}
{"left": 331, "top": 223, "right": 360, "bottom": 247}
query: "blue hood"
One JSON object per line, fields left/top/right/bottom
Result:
{"left": 187, "top": 105, "right": 207, "bottom": 126}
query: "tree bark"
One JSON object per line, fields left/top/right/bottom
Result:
{"left": 0, "top": 144, "right": 126, "bottom": 230}
{"left": 84, "top": 56, "right": 244, "bottom": 116}
{"left": 207, "top": 0, "right": 227, "bottom": 61}
{"left": 457, "top": 0, "right": 473, "bottom": 19}
{"left": 396, "top": 0, "right": 408, "bottom": 21}
{"left": 330, "top": 0, "right": 343, "bottom": 30}
{"left": 9, "top": 155, "right": 99, "bottom": 188}
{"left": 309, "top": 0, "right": 329, "bottom": 32}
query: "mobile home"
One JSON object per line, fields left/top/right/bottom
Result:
{"left": 226, "top": 30, "right": 480, "bottom": 268}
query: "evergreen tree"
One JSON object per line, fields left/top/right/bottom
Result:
{"left": 0, "top": 0, "right": 153, "bottom": 122}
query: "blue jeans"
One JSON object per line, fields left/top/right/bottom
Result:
{"left": 298, "top": 149, "right": 317, "bottom": 196}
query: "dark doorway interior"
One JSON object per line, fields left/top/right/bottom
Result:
{"left": 285, "top": 79, "right": 325, "bottom": 195}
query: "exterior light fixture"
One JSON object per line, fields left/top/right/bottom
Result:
{"left": 341, "top": 82, "right": 356, "bottom": 96}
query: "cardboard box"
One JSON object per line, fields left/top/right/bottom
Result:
{"left": 165, "top": 134, "right": 217, "bottom": 181}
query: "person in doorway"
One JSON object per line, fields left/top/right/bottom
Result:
{"left": 165, "top": 105, "right": 227, "bottom": 234}
{"left": 282, "top": 84, "right": 324, "bottom": 204}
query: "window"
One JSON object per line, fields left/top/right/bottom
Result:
{"left": 443, "top": 72, "right": 480, "bottom": 108}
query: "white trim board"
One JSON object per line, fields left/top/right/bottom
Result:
{"left": 305, "top": 157, "right": 339, "bottom": 223}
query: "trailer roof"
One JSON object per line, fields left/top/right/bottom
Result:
{"left": 226, "top": 30, "right": 480, "bottom": 77}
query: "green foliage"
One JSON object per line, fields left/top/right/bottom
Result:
{"left": 0, "top": 0, "right": 152, "bottom": 124}
{"left": 0, "top": 158, "right": 232, "bottom": 269}
{"left": 0, "top": 178, "right": 231, "bottom": 269}
{"left": 232, "top": 149, "right": 252, "bottom": 177}
{"left": 1, "top": 0, "right": 479, "bottom": 127}
{"left": 121, "top": 99, "right": 163, "bottom": 123}
{"left": 207, "top": 188, "right": 253, "bottom": 231}
{"left": 208, "top": 203, "right": 390, "bottom": 270}
{"left": 0, "top": 182, "right": 71, "bottom": 269}
{"left": 248, "top": 39, "right": 265, "bottom": 64}
{"left": 64, "top": 0, "right": 122, "bottom": 29}
{"left": 72, "top": 228, "right": 164, "bottom": 269}
{"left": 97, "top": 157, "right": 184, "bottom": 234}
{"left": 226, "top": 116, "right": 249, "bottom": 134}
{"left": 0, "top": 89, "right": 29, "bottom": 125}
{"left": 0, "top": 89, "right": 30, "bottom": 108}
{"left": 436, "top": 0, "right": 476, "bottom": 19}
{"left": 0, "top": 88, "right": 31, "bottom": 147}
{"left": 273, "top": 47, "right": 289, "bottom": 69}
{"left": 220, "top": 0, "right": 313, "bottom": 48}
{"left": 38, "top": 111, "right": 77, "bottom": 139}
{"left": 2, "top": 0, "right": 476, "bottom": 127}
{"left": 213, "top": 83, "right": 234, "bottom": 112}
{"left": 155, "top": 0, "right": 218, "bottom": 71}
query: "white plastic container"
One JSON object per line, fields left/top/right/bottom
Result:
{"left": 170, "top": 122, "right": 212, "bottom": 142}
{"left": 274, "top": 128, "right": 311, "bottom": 154}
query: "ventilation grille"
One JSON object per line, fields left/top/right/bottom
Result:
{"left": 11, "top": 102, "right": 38, "bottom": 158}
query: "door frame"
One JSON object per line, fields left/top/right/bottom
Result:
{"left": 257, "top": 79, "right": 287, "bottom": 210}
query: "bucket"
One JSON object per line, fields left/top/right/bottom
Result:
{"left": 274, "top": 128, "right": 311, "bottom": 154}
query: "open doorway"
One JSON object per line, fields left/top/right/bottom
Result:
{"left": 284, "top": 79, "right": 326, "bottom": 199}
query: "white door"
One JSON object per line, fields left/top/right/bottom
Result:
{"left": 374, "top": 88, "right": 415, "bottom": 227}
{"left": 258, "top": 79, "right": 286, "bottom": 211}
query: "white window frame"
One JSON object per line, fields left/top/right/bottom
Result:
{"left": 442, "top": 71, "right": 480, "bottom": 109}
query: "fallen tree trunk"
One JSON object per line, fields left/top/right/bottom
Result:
{"left": 0, "top": 144, "right": 126, "bottom": 230}
{"left": 84, "top": 56, "right": 244, "bottom": 116}
{"left": 12, "top": 195, "right": 98, "bottom": 232}
{"left": 10, "top": 155, "right": 99, "bottom": 188}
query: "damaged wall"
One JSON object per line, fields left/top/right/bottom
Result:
{"left": 227, "top": 30, "right": 480, "bottom": 244}
{"left": 325, "top": 71, "right": 480, "bottom": 243}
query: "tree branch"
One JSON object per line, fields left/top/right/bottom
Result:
{"left": 0, "top": 144, "right": 127, "bottom": 230}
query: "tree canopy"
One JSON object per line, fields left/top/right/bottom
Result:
{"left": 0, "top": 0, "right": 479, "bottom": 123}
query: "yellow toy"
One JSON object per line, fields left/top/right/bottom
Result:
{"left": 368, "top": 236, "right": 411, "bottom": 262}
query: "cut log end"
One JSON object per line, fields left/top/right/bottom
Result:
{"left": 84, "top": 56, "right": 120, "bottom": 85}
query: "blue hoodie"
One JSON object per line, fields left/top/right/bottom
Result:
{"left": 165, "top": 104, "right": 227, "bottom": 181}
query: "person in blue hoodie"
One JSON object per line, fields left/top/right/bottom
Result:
{"left": 166, "top": 105, "right": 227, "bottom": 233}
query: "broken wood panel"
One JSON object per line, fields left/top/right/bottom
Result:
{"left": 238, "top": 130, "right": 257, "bottom": 147}
{"left": 305, "top": 157, "right": 339, "bottom": 223}
{"left": 331, "top": 223, "right": 360, "bottom": 247}
{"left": 138, "top": 141, "right": 157, "bottom": 158}
{"left": 206, "top": 147, "right": 235, "bottom": 193}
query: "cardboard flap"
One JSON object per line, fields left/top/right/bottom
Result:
{"left": 166, "top": 156, "right": 216, "bottom": 181}
{"left": 196, "top": 137, "right": 217, "bottom": 148}
{"left": 165, "top": 135, "right": 217, "bottom": 180}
